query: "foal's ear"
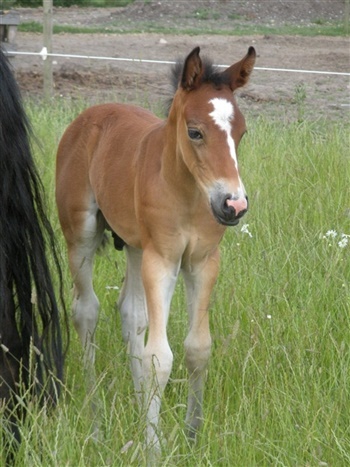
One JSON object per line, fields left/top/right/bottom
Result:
{"left": 180, "top": 46, "right": 203, "bottom": 91}
{"left": 222, "top": 46, "right": 256, "bottom": 91}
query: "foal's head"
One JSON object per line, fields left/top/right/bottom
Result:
{"left": 169, "top": 46, "right": 256, "bottom": 226}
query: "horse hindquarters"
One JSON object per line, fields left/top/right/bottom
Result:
{"left": 56, "top": 131, "right": 104, "bottom": 386}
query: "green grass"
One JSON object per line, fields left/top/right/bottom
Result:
{"left": 1, "top": 98, "right": 349, "bottom": 465}
{"left": 18, "top": 20, "right": 348, "bottom": 37}
{"left": 14, "top": 0, "right": 133, "bottom": 6}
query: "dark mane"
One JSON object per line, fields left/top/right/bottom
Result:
{"left": 166, "top": 56, "right": 230, "bottom": 115}
{"left": 0, "top": 47, "right": 68, "bottom": 461}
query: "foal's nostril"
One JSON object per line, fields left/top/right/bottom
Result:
{"left": 222, "top": 195, "right": 233, "bottom": 213}
{"left": 221, "top": 197, "right": 236, "bottom": 221}
{"left": 211, "top": 193, "right": 248, "bottom": 226}
{"left": 225, "top": 196, "right": 248, "bottom": 218}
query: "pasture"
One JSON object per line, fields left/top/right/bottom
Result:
{"left": 1, "top": 97, "right": 349, "bottom": 465}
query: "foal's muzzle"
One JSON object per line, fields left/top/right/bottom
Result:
{"left": 211, "top": 194, "right": 248, "bottom": 226}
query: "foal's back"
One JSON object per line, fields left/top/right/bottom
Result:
{"left": 56, "top": 103, "right": 161, "bottom": 246}
{"left": 57, "top": 103, "right": 159, "bottom": 171}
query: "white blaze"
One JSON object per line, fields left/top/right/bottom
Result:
{"left": 209, "top": 98, "right": 245, "bottom": 196}
{"left": 209, "top": 98, "right": 238, "bottom": 168}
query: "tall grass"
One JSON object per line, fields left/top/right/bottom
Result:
{"left": 2, "top": 98, "right": 349, "bottom": 466}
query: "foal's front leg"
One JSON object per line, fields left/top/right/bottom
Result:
{"left": 182, "top": 248, "right": 220, "bottom": 438}
{"left": 141, "top": 247, "right": 180, "bottom": 450}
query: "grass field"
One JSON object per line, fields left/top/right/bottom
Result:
{"left": 1, "top": 98, "right": 349, "bottom": 466}
{"left": 19, "top": 20, "right": 347, "bottom": 37}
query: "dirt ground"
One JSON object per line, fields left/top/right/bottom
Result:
{"left": 7, "top": 1, "right": 350, "bottom": 121}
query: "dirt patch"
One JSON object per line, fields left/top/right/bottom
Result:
{"left": 8, "top": 1, "right": 350, "bottom": 122}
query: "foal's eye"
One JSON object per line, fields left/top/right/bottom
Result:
{"left": 188, "top": 128, "right": 203, "bottom": 141}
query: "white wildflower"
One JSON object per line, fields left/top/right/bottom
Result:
{"left": 338, "top": 238, "right": 347, "bottom": 248}
{"left": 266, "top": 314, "right": 272, "bottom": 319}
{"left": 324, "top": 230, "right": 337, "bottom": 239}
{"left": 338, "top": 234, "right": 349, "bottom": 249}
{"left": 241, "top": 224, "right": 253, "bottom": 237}
{"left": 322, "top": 230, "right": 349, "bottom": 248}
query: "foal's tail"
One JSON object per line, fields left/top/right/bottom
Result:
{"left": 0, "top": 49, "right": 68, "bottom": 421}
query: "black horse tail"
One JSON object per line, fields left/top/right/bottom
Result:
{"left": 0, "top": 48, "right": 68, "bottom": 451}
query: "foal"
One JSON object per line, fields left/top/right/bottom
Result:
{"left": 56, "top": 46, "right": 256, "bottom": 450}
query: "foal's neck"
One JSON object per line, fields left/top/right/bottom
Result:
{"left": 159, "top": 120, "right": 198, "bottom": 200}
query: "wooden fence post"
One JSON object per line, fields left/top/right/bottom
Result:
{"left": 43, "top": 0, "right": 53, "bottom": 99}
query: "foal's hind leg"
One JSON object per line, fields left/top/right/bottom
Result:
{"left": 118, "top": 246, "right": 148, "bottom": 401}
{"left": 67, "top": 208, "right": 105, "bottom": 389}
{"left": 182, "top": 249, "right": 220, "bottom": 438}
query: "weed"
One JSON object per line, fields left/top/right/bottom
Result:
{"left": 193, "top": 8, "right": 220, "bottom": 21}
{"left": 293, "top": 82, "right": 307, "bottom": 122}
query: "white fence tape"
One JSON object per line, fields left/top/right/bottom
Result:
{"left": 7, "top": 48, "right": 350, "bottom": 77}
